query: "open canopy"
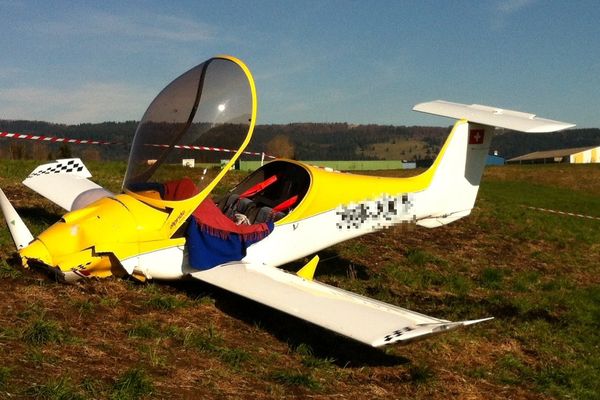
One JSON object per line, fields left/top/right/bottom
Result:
{"left": 124, "top": 56, "right": 256, "bottom": 202}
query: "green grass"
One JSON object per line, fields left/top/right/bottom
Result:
{"left": 70, "top": 299, "right": 95, "bottom": 316}
{"left": 182, "top": 324, "right": 223, "bottom": 352}
{"left": 484, "top": 281, "right": 600, "bottom": 398}
{"left": 194, "top": 295, "right": 216, "bottom": 306}
{"left": 496, "top": 353, "right": 531, "bottom": 385}
{"left": 183, "top": 325, "right": 256, "bottom": 368}
{"left": 325, "top": 167, "right": 600, "bottom": 398}
{"left": 0, "top": 159, "right": 41, "bottom": 182}
{"left": 405, "top": 248, "right": 446, "bottom": 267}
{"left": 408, "top": 364, "right": 435, "bottom": 385}
{"left": 172, "top": 324, "right": 254, "bottom": 369}
{"left": 443, "top": 274, "right": 473, "bottom": 297}
{"left": 110, "top": 368, "right": 153, "bottom": 400}
{"left": 480, "top": 180, "right": 600, "bottom": 246}
{"left": 138, "top": 343, "right": 167, "bottom": 368}
{"left": 127, "top": 320, "right": 162, "bottom": 339}
{"left": 25, "top": 376, "right": 84, "bottom": 400}
{"left": 340, "top": 242, "right": 369, "bottom": 258}
{"left": 270, "top": 370, "right": 320, "bottom": 390}
{"left": 79, "top": 377, "right": 106, "bottom": 398}
{"left": 85, "top": 161, "right": 127, "bottom": 193}
{"left": 144, "top": 293, "right": 188, "bottom": 310}
{"left": 22, "top": 317, "right": 64, "bottom": 345}
{"left": 98, "top": 297, "right": 120, "bottom": 307}
{"left": 218, "top": 347, "right": 252, "bottom": 368}
{"left": 1, "top": 161, "right": 600, "bottom": 399}
{"left": 479, "top": 267, "right": 504, "bottom": 289}
{"left": 384, "top": 263, "right": 447, "bottom": 289}
{"left": 295, "top": 343, "right": 335, "bottom": 369}
{"left": 513, "top": 270, "right": 542, "bottom": 292}
{"left": 0, "top": 366, "right": 11, "bottom": 389}
{"left": 0, "top": 259, "right": 22, "bottom": 279}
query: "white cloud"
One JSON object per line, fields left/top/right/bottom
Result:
{"left": 35, "top": 9, "right": 214, "bottom": 43}
{"left": 492, "top": 0, "right": 538, "bottom": 30}
{"left": 0, "top": 82, "right": 155, "bottom": 123}
{"left": 0, "top": 0, "right": 24, "bottom": 8}
{"left": 89, "top": 12, "right": 214, "bottom": 42}
{"left": 497, "top": 0, "right": 537, "bottom": 14}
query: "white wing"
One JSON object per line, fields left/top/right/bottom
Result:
{"left": 190, "top": 262, "right": 491, "bottom": 347}
{"left": 22, "top": 158, "right": 113, "bottom": 211}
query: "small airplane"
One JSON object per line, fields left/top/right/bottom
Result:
{"left": 0, "top": 55, "right": 575, "bottom": 347}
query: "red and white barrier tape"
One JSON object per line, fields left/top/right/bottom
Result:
{"left": 525, "top": 206, "right": 600, "bottom": 221}
{"left": 0, "top": 131, "right": 276, "bottom": 159}
{"left": 0, "top": 131, "right": 117, "bottom": 145}
{"left": 148, "top": 143, "right": 275, "bottom": 158}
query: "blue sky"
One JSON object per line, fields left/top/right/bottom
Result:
{"left": 0, "top": 0, "right": 598, "bottom": 128}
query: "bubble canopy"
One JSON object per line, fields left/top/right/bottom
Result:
{"left": 123, "top": 56, "right": 256, "bottom": 203}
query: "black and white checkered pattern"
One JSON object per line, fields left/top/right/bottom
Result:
{"left": 383, "top": 326, "right": 416, "bottom": 342}
{"left": 27, "top": 159, "right": 86, "bottom": 178}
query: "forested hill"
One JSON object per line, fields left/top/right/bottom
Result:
{"left": 0, "top": 119, "right": 598, "bottom": 161}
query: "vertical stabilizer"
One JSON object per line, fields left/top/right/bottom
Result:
{"left": 0, "top": 188, "right": 34, "bottom": 250}
{"left": 414, "top": 121, "right": 493, "bottom": 227}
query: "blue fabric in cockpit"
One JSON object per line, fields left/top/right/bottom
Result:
{"left": 186, "top": 206, "right": 274, "bottom": 270}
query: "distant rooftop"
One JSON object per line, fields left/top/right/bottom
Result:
{"left": 507, "top": 146, "right": 599, "bottom": 162}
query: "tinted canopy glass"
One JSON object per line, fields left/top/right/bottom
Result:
{"left": 124, "top": 57, "right": 253, "bottom": 201}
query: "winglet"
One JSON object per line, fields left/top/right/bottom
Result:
{"left": 296, "top": 255, "right": 319, "bottom": 280}
{"left": 0, "top": 188, "right": 34, "bottom": 250}
{"left": 372, "top": 317, "right": 494, "bottom": 347}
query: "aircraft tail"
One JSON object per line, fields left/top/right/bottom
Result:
{"left": 412, "top": 100, "right": 575, "bottom": 228}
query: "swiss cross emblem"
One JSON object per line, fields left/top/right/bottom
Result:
{"left": 469, "top": 129, "right": 485, "bottom": 145}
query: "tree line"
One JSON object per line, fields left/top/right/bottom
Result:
{"left": 0, "top": 119, "right": 598, "bottom": 161}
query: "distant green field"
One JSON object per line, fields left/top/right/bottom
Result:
{"left": 0, "top": 161, "right": 599, "bottom": 399}
{"left": 239, "top": 159, "right": 414, "bottom": 171}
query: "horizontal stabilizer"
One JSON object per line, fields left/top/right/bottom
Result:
{"left": 190, "top": 262, "right": 492, "bottom": 347}
{"left": 413, "top": 100, "right": 575, "bottom": 133}
{"left": 0, "top": 188, "right": 34, "bottom": 250}
{"left": 23, "top": 159, "right": 113, "bottom": 211}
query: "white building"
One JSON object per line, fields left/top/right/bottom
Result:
{"left": 507, "top": 146, "right": 600, "bottom": 164}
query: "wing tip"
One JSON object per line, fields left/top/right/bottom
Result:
{"left": 372, "top": 316, "right": 494, "bottom": 347}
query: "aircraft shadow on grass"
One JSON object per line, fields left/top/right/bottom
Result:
{"left": 280, "top": 249, "right": 371, "bottom": 281}
{"left": 170, "top": 277, "right": 410, "bottom": 368}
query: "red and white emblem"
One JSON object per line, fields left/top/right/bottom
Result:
{"left": 469, "top": 129, "right": 485, "bottom": 145}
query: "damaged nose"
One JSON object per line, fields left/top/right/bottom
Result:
{"left": 19, "top": 239, "right": 52, "bottom": 268}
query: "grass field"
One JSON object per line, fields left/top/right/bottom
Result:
{"left": 0, "top": 161, "right": 599, "bottom": 399}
